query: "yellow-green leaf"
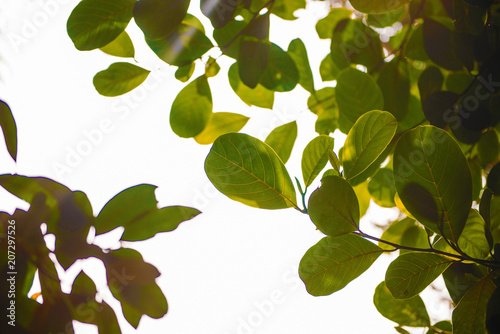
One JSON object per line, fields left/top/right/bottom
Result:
{"left": 265, "top": 121, "right": 297, "bottom": 164}
{"left": 93, "top": 62, "right": 150, "bottom": 97}
{"left": 194, "top": 112, "right": 249, "bottom": 145}
{"left": 99, "top": 31, "right": 135, "bottom": 58}
{"left": 302, "top": 135, "right": 335, "bottom": 188}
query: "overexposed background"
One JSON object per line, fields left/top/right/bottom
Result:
{"left": 0, "top": 1, "right": 451, "bottom": 333}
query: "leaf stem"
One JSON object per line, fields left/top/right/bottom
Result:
{"left": 353, "top": 230, "right": 500, "bottom": 269}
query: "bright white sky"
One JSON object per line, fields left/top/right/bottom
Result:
{"left": 0, "top": 1, "right": 452, "bottom": 333}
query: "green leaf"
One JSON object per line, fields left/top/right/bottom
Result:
{"left": 99, "top": 31, "right": 135, "bottom": 58}
{"left": 299, "top": 234, "right": 383, "bottom": 296}
{"left": 393, "top": 126, "right": 473, "bottom": 243}
{"left": 0, "top": 100, "right": 17, "bottom": 161}
{"left": 194, "top": 112, "right": 249, "bottom": 145}
{"left": 265, "top": 121, "right": 298, "bottom": 164}
{"left": 270, "top": 0, "right": 306, "bottom": 20}
{"left": 170, "top": 75, "right": 212, "bottom": 138}
{"left": 350, "top": 0, "right": 409, "bottom": 13}
{"left": 479, "top": 188, "right": 494, "bottom": 248}
{"left": 95, "top": 184, "right": 200, "bottom": 241}
{"left": 443, "top": 262, "right": 484, "bottom": 304}
{"left": 133, "top": 0, "right": 190, "bottom": 40}
{"left": 345, "top": 143, "right": 391, "bottom": 187}
{"left": 316, "top": 8, "right": 352, "bottom": 39}
{"left": 228, "top": 63, "right": 274, "bottom": 109}
{"left": 336, "top": 68, "right": 384, "bottom": 134}
{"left": 487, "top": 163, "right": 500, "bottom": 196}
{"left": 175, "top": 63, "right": 195, "bottom": 82}
{"left": 458, "top": 209, "right": 491, "bottom": 259}
{"left": 405, "top": 23, "right": 429, "bottom": 61}
{"left": 205, "top": 57, "right": 220, "bottom": 77}
{"left": 259, "top": 43, "right": 299, "bottom": 92}
{"left": 427, "top": 321, "right": 453, "bottom": 334}
{"left": 102, "top": 248, "right": 167, "bottom": 328}
{"left": 67, "top": 0, "right": 135, "bottom": 51}
{"left": 93, "top": 62, "right": 150, "bottom": 97}
{"left": 353, "top": 181, "right": 371, "bottom": 217}
{"left": 452, "top": 278, "right": 496, "bottom": 334}
{"left": 301, "top": 135, "right": 335, "bottom": 187}
{"left": 418, "top": 66, "right": 444, "bottom": 104}
{"left": 201, "top": 0, "right": 239, "bottom": 29}
{"left": 478, "top": 129, "right": 500, "bottom": 164}
{"left": 367, "top": 7, "right": 406, "bottom": 28}
{"left": 423, "top": 18, "right": 463, "bottom": 70}
{"left": 205, "top": 133, "right": 298, "bottom": 209}
{"left": 386, "top": 253, "right": 453, "bottom": 299}
{"left": 307, "top": 88, "right": 338, "bottom": 135}
{"left": 146, "top": 24, "right": 213, "bottom": 66}
{"left": 445, "top": 72, "right": 475, "bottom": 94}
{"left": 468, "top": 159, "right": 482, "bottom": 202}
{"left": 453, "top": 0, "right": 487, "bottom": 35}
{"left": 380, "top": 218, "right": 429, "bottom": 254}
{"left": 319, "top": 53, "right": 347, "bottom": 81}
{"left": 374, "top": 281, "right": 431, "bottom": 327}
{"left": 377, "top": 57, "right": 410, "bottom": 121}
{"left": 238, "top": 39, "right": 270, "bottom": 88}
{"left": 328, "top": 150, "right": 340, "bottom": 173}
{"left": 288, "top": 38, "right": 315, "bottom": 93}
{"left": 422, "top": 91, "right": 459, "bottom": 129}
{"left": 342, "top": 110, "right": 397, "bottom": 180}
{"left": 331, "top": 19, "right": 384, "bottom": 71}
{"left": 368, "top": 168, "right": 397, "bottom": 208}
{"left": 308, "top": 176, "right": 359, "bottom": 237}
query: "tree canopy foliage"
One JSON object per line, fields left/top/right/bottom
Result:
{"left": 2, "top": 0, "right": 500, "bottom": 332}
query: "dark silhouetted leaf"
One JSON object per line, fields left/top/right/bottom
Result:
{"left": 0, "top": 100, "right": 17, "bottom": 161}
{"left": 201, "top": 0, "right": 242, "bottom": 29}
{"left": 377, "top": 57, "right": 410, "bottom": 121}
{"left": 239, "top": 39, "right": 270, "bottom": 88}
{"left": 454, "top": 0, "right": 487, "bottom": 35}
{"left": 205, "top": 133, "right": 298, "bottom": 209}
{"left": 299, "top": 234, "right": 383, "bottom": 296}
{"left": 423, "top": 18, "right": 463, "bottom": 70}
{"left": 67, "top": 0, "right": 135, "bottom": 50}
{"left": 478, "top": 129, "right": 499, "bottom": 164}
{"left": 422, "top": 91, "right": 459, "bottom": 128}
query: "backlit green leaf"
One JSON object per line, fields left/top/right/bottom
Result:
{"left": 386, "top": 252, "right": 453, "bottom": 299}
{"left": 228, "top": 64, "right": 274, "bottom": 109}
{"left": 134, "top": 0, "right": 190, "bottom": 40}
{"left": 205, "top": 133, "right": 298, "bottom": 209}
{"left": 350, "top": 0, "right": 409, "bottom": 14}
{"left": 443, "top": 262, "right": 484, "bottom": 304}
{"left": 288, "top": 38, "right": 315, "bottom": 93}
{"left": 67, "top": 0, "right": 135, "bottom": 50}
{"left": 239, "top": 38, "right": 270, "bottom": 88}
{"left": 259, "top": 43, "right": 299, "bottom": 92}
{"left": 452, "top": 277, "right": 496, "bottom": 334}
{"left": 302, "top": 135, "right": 335, "bottom": 187}
{"left": 265, "top": 121, "right": 297, "bottom": 164}
{"left": 0, "top": 100, "right": 17, "bottom": 161}
{"left": 146, "top": 24, "right": 213, "bottom": 66}
{"left": 336, "top": 68, "right": 384, "bottom": 133}
{"left": 316, "top": 8, "right": 352, "bottom": 39}
{"left": 271, "top": 0, "right": 306, "bottom": 20}
{"left": 299, "top": 234, "right": 383, "bottom": 296}
{"left": 368, "top": 168, "right": 397, "bottom": 208}
{"left": 93, "top": 62, "right": 150, "bottom": 97}
{"left": 377, "top": 57, "right": 410, "bottom": 121}
{"left": 308, "top": 175, "right": 359, "bottom": 236}
{"left": 367, "top": 7, "right": 405, "bottom": 28}
{"left": 194, "top": 112, "right": 249, "bottom": 145}
{"left": 201, "top": 0, "right": 240, "bottom": 29}
{"left": 95, "top": 184, "right": 200, "bottom": 241}
{"left": 170, "top": 75, "right": 212, "bottom": 138}
{"left": 342, "top": 110, "right": 397, "bottom": 180}
{"left": 99, "top": 31, "right": 135, "bottom": 58}
{"left": 307, "top": 88, "right": 338, "bottom": 135}
{"left": 374, "top": 281, "right": 431, "bottom": 327}
{"left": 175, "top": 63, "right": 195, "bottom": 82}
{"left": 458, "top": 209, "right": 491, "bottom": 259}
{"left": 393, "top": 126, "right": 473, "bottom": 243}
{"left": 478, "top": 129, "right": 499, "bottom": 164}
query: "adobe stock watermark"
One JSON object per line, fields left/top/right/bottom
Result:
{"left": 222, "top": 266, "right": 303, "bottom": 334}
{"left": 6, "top": 0, "right": 73, "bottom": 53}
{"left": 51, "top": 70, "right": 169, "bottom": 179}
